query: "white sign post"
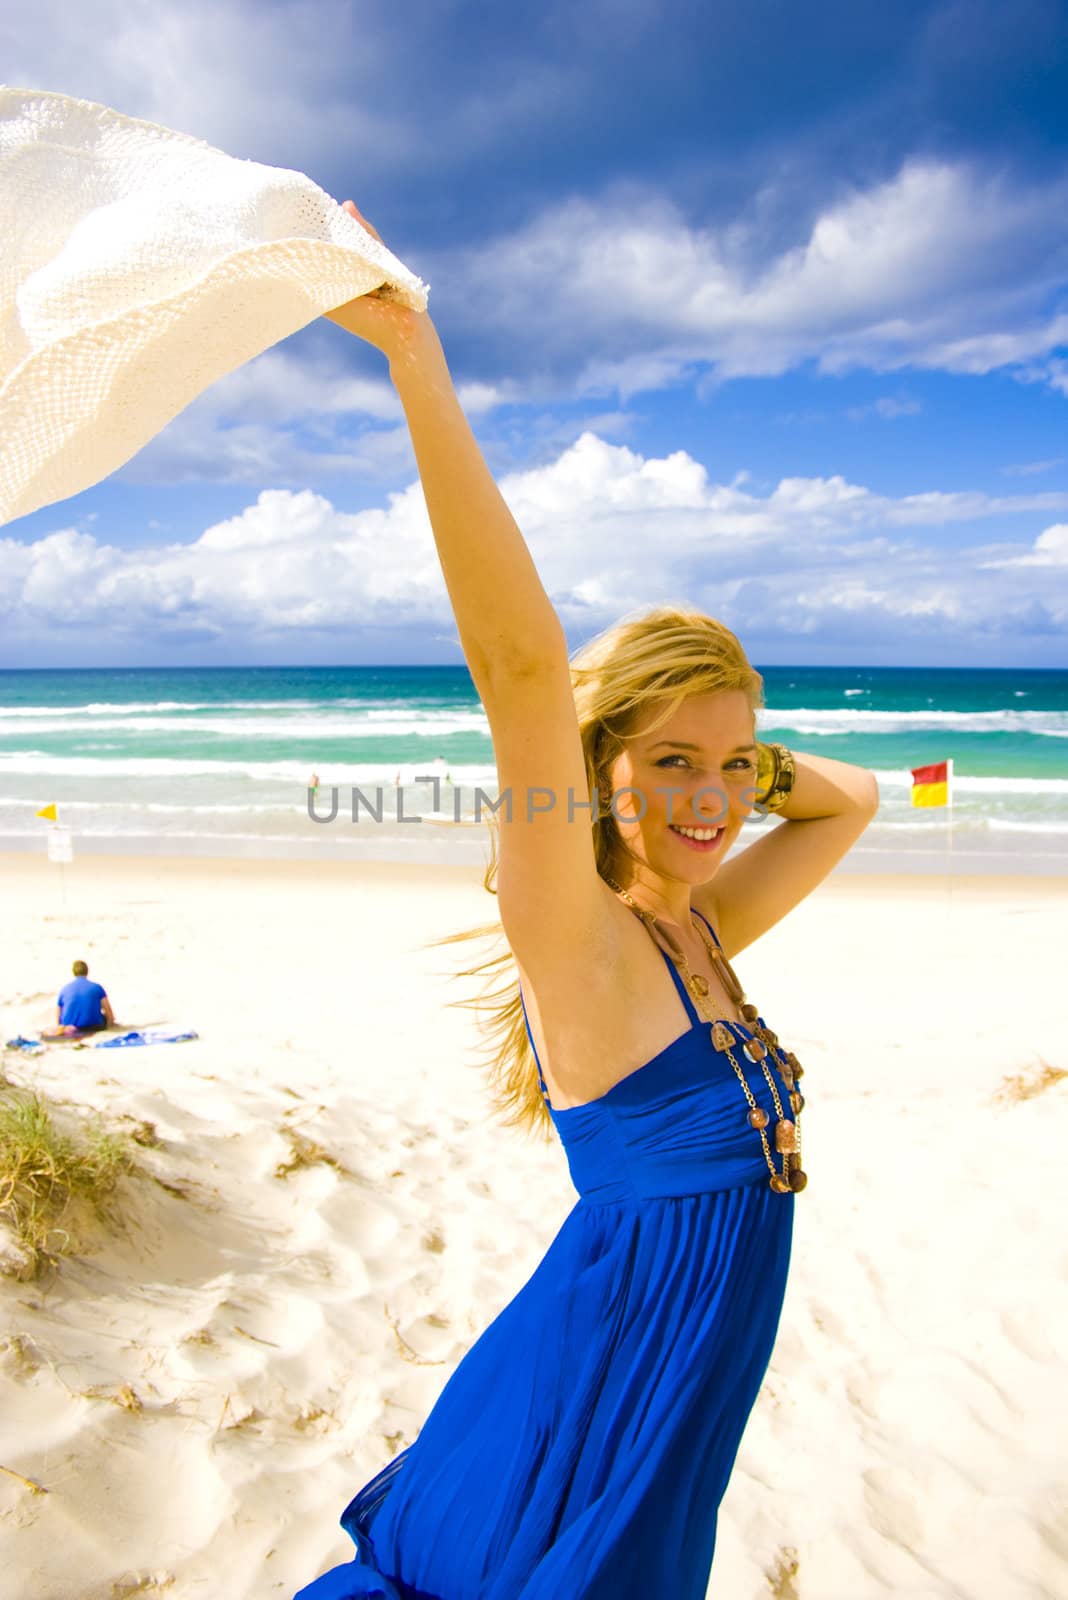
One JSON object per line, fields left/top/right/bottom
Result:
{"left": 46, "top": 824, "right": 73, "bottom": 905}
{"left": 945, "top": 757, "right": 954, "bottom": 908}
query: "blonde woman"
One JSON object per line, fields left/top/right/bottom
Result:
{"left": 295, "top": 203, "right": 879, "bottom": 1600}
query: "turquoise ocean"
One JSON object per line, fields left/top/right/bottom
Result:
{"left": 0, "top": 664, "right": 1064, "bottom": 875}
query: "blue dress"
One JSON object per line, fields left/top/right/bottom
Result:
{"left": 295, "top": 909, "right": 796, "bottom": 1600}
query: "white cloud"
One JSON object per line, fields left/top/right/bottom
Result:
{"left": 195, "top": 349, "right": 402, "bottom": 427}
{"left": 440, "top": 159, "right": 1068, "bottom": 396}
{"left": 4, "top": 436, "right": 1067, "bottom": 653}
{"left": 117, "top": 345, "right": 413, "bottom": 487}
{"left": 108, "top": 342, "right": 522, "bottom": 487}
{"left": 1050, "top": 362, "right": 1068, "bottom": 398}
{"left": 1, "top": 0, "right": 408, "bottom": 180}
{"left": 919, "top": 321, "right": 1068, "bottom": 377}
{"left": 455, "top": 381, "right": 513, "bottom": 416}
{"left": 980, "top": 523, "right": 1068, "bottom": 568}
{"left": 1014, "top": 358, "right": 1068, "bottom": 400}
{"left": 845, "top": 396, "right": 923, "bottom": 421}
{"left": 123, "top": 411, "right": 417, "bottom": 489}
{"left": 1001, "top": 457, "right": 1066, "bottom": 477}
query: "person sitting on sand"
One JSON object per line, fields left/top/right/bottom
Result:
{"left": 41, "top": 959, "right": 116, "bottom": 1038}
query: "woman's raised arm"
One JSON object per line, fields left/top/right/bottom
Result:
{"left": 326, "top": 203, "right": 568, "bottom": 702}
{"left": 326, "top": 204, "right": 613, "bottom": 995}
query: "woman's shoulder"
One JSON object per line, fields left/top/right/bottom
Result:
{"left": 513, "top": 899, "right": 691, "bottom": 1109}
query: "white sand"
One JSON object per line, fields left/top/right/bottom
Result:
{"left": 1, "top": 853, "right": 1065, "bottom": 1600}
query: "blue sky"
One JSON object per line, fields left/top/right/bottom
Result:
{"left": 2, "top": 0, "right": 1067, "bottom": 669}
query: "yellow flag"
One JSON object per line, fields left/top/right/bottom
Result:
{"left": 36, "top": 802, "right": 58, "bottom": 822}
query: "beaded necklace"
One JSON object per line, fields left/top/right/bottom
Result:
{"left": 606, "top": 880, "right": 808, "bottom": 1195}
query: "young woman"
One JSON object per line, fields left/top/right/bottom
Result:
{"left": 295, "top": 202, "right": 879, "bottom": 1600}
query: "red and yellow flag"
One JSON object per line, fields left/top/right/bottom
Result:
{"left": 910, "top": 759, "right": 952, "bottom": 808}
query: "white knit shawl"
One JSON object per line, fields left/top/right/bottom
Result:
{"left": 0, "top": 86, "right": 429, "bottom": 526}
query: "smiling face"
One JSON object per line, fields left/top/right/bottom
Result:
{"left": 605, "top": 689, "right": 759, "bottom": 888}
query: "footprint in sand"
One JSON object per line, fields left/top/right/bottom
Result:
{"left": 318, "top": 1190, "right": 401, "bottom": 1257}
{"left": 385, "top": 1306, "right": 457, "bottom": 1366}
{"left": 807, "top": 1298, "right": 848, "bottom": 1341}
{"left": 1037, "top": 1506, "right": 1068, "bottom": 1567}
{"left": 999, "top": 1307, "right": 1058, "bottom": 1364}
{"left": 861, "top": 1465, "right": 926, "bottom": 1549}
{"left": 844, "top": 1372, "right": 883, "bottom": 1423}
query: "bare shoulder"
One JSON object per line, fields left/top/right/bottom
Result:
{"left": 512, "top": 890, "right": 689, "bottom": 1110}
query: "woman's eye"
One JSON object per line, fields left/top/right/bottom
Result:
{"left": 655, "top": 755, "right": 690, "bottom": 768}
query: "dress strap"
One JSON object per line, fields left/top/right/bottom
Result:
{"left": 517, "top": 982, "right": 554, "bottom": 1110}
{"left": 691, "top": 905, "right": 722, "bottom": 950}
{"left": 655, "top": 940, "right": 703, "bottom": 1027}
{"left": 619, "top": 899, "right": 705, "bottom": 1028}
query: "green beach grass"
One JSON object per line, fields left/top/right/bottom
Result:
{"left": 0, "top": 1082, "right": 139, "bottom": 1279}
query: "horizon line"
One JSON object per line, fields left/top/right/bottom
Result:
{"left": 0, "top": 661, "right": 1064, "bottom": 675}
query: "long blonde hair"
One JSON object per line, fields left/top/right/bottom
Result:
{"left": 431, "top": 604, "right": 765, "bottom": 1141}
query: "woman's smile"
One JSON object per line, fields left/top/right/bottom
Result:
{"left": 668, "top": 822, "right": 727, "bottom": 852}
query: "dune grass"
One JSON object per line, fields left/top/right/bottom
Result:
{"left": 766, "top": 1547, "right": 800, "bottom": 1600}
{"left": 0, "top": 1085, "right": 139, "bottom": 1279}
{"left": 993, "top": 1055, "right": 1067, "bottom": 1104}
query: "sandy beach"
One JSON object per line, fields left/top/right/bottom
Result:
{"left": 1, "top": 851, "right": 1065, "bottom": 1600}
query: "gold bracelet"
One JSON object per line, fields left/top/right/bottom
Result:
{"left": 755, "top": 741, "right": 780, "bottom": 801}
{"left": 755, "top": 742, "right": 796, "bottom": 813}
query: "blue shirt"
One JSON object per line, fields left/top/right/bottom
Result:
{"left": 57, "top": 977, "right": 107, "bottom": 1029}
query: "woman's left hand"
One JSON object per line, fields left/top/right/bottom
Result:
{"left": 325, "top": 200, "right": 437, "bottom": 368}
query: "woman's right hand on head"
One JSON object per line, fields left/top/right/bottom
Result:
{"left": 324, "top": 200, "right": 438, "bottom": 368}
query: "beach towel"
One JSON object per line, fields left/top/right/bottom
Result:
{"left": 94, "top": 1025, "right": 199, "bottom": 1049}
